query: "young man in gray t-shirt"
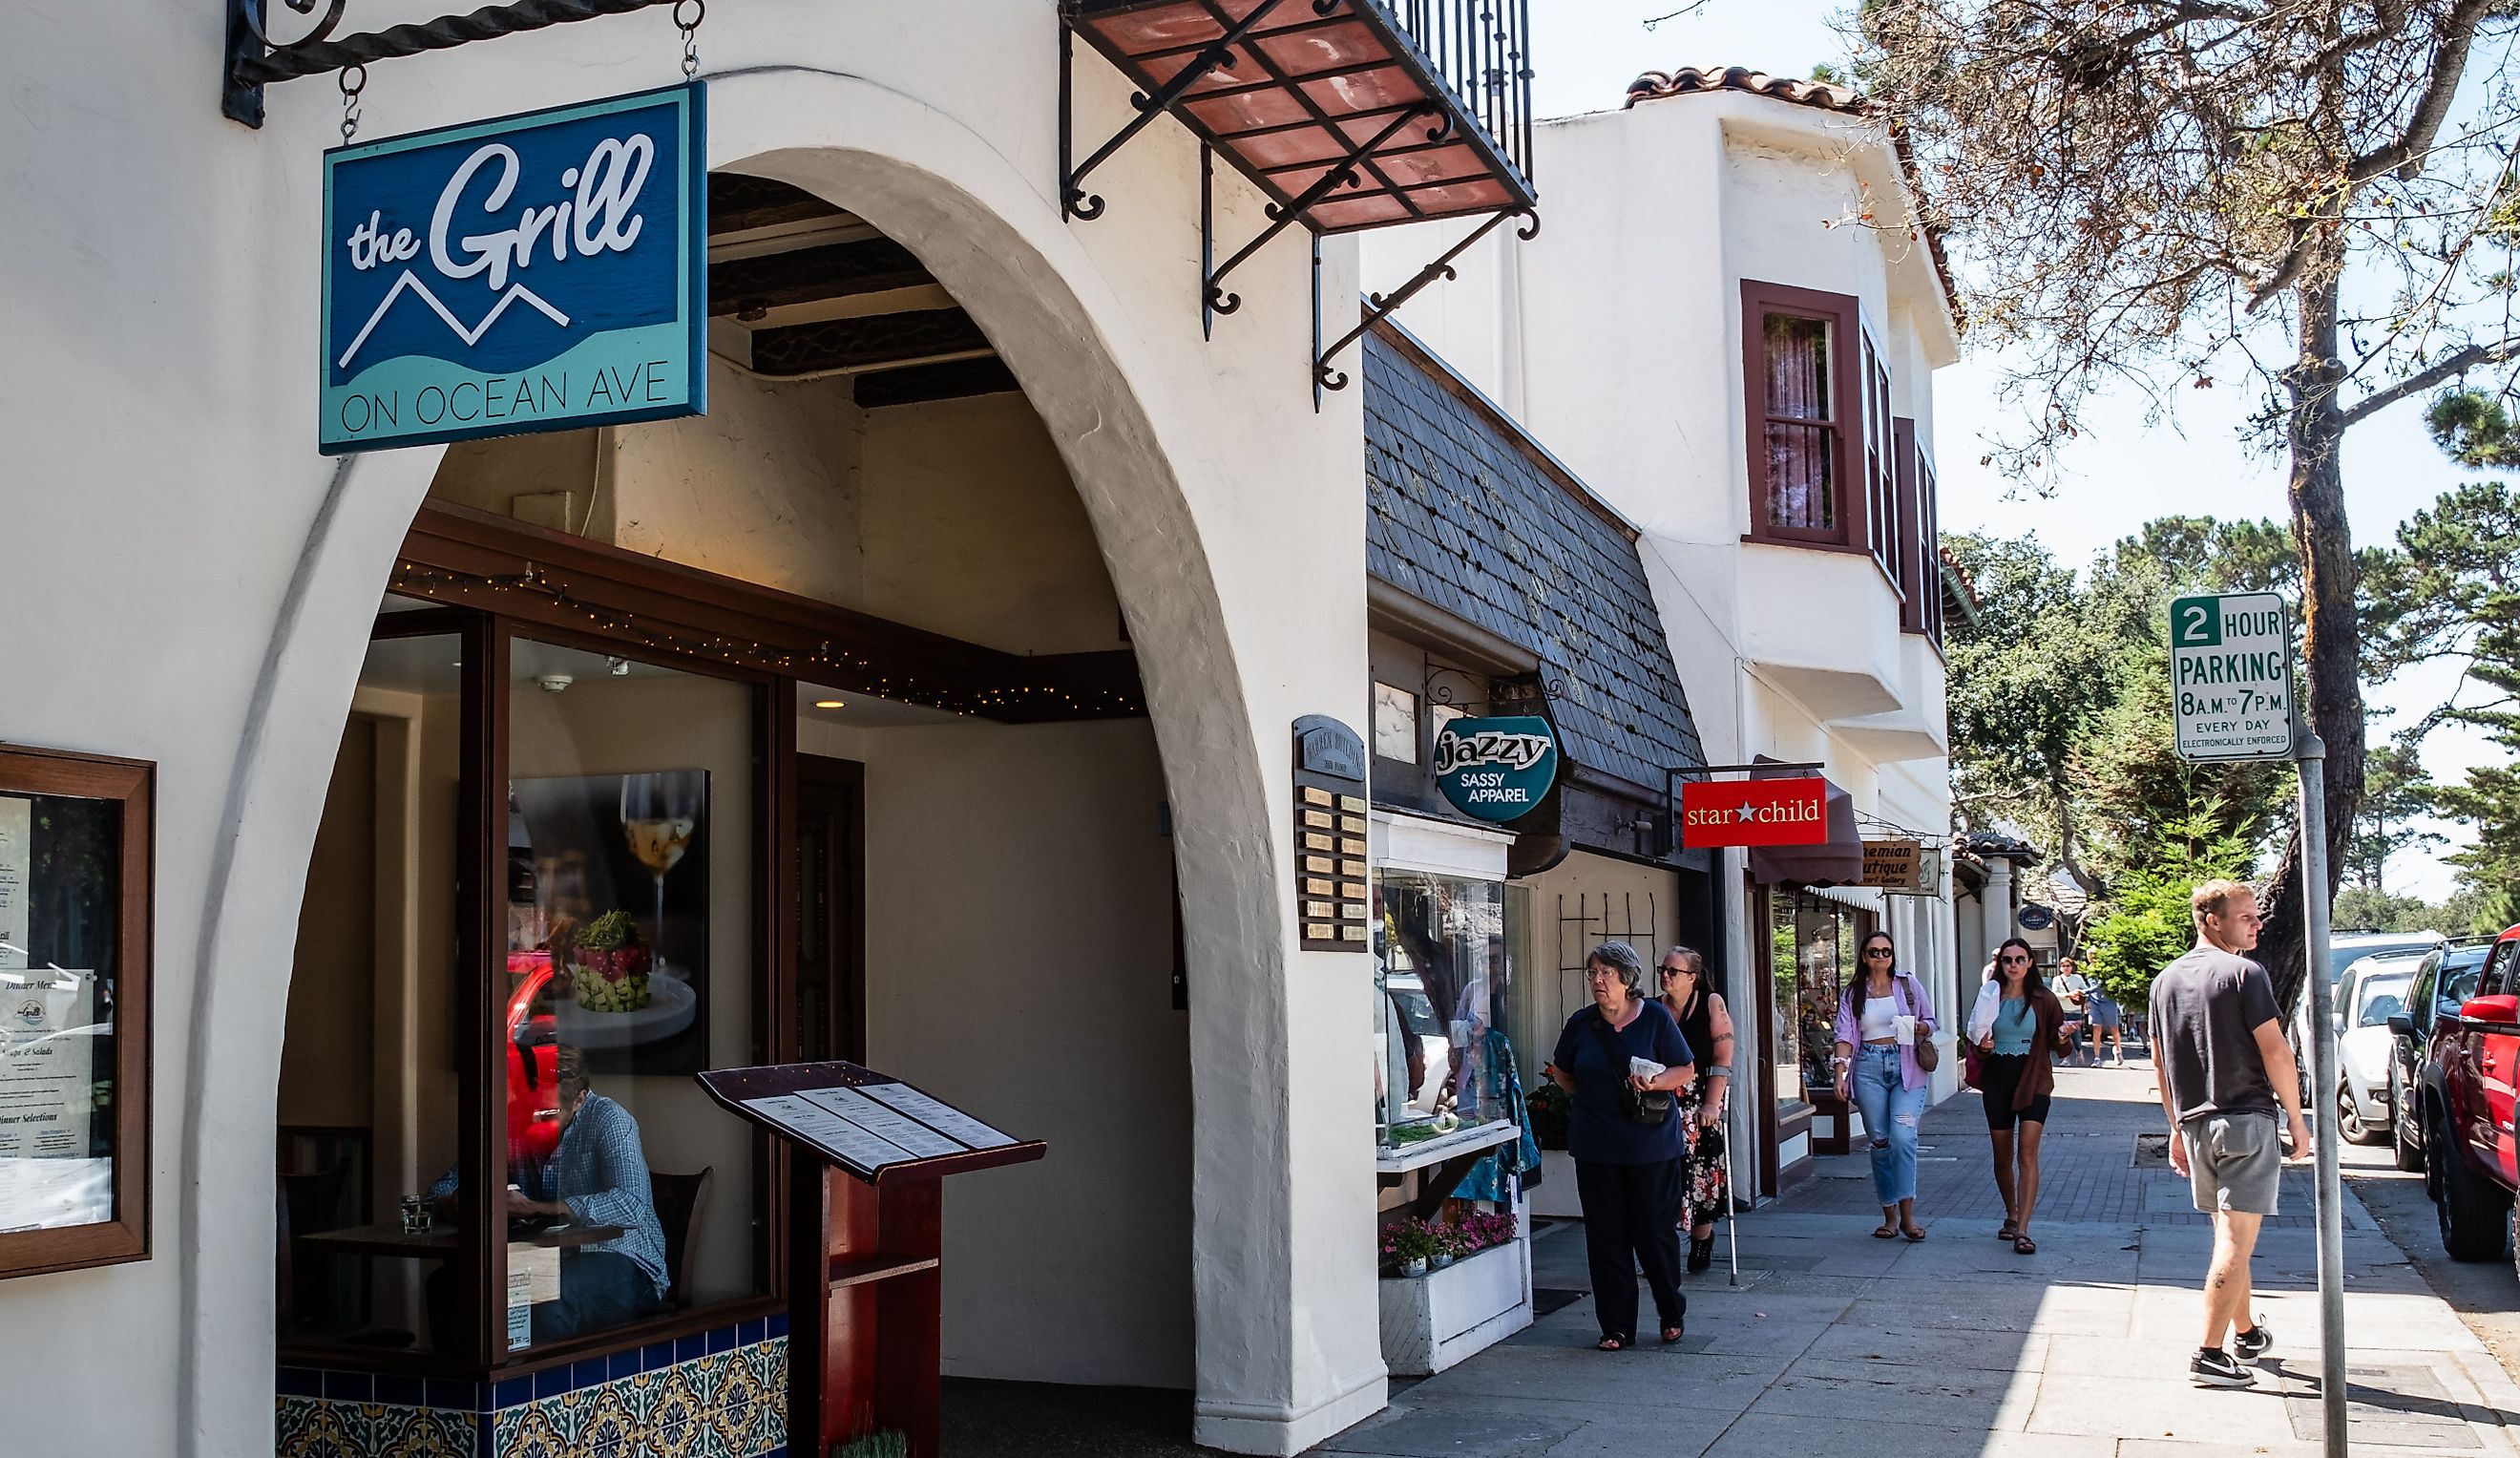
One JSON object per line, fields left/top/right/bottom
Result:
{"left": 2150, "top": 879, "right": 2312, "bottom": 1389}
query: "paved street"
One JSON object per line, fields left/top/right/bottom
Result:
{"left": 1312, "top": 1062, "right": 2520, "bottom": 1458}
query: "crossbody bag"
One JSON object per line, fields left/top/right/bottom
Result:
{"left": 1588, "top": 1009, "right": 1674, "bottom": 1128}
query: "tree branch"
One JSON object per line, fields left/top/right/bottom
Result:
{"left": 2338, "top": 338, "right": 2520, "bottom": 427}
{"left": 2347, "top": 0, "right": 2495, "bottom": 183}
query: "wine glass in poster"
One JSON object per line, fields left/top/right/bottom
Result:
{"left": 511, "top": 771, "right": 708, "bottom": 1074}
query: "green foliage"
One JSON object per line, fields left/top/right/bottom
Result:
{"left": 2425, "top": 390, "right": 2520, "bottom": 469}
{"left": 2079, "top": 809, "right": 2257, "bottom": 1004}
{"left": 831, "top": 1431, "right": 909, "bottom": 1458}
{"left": 2349, "top": 742, "right": 2442, "bottom": 893}
{"left": 2331, "top": 885, "right": 2441, "bottom": 934}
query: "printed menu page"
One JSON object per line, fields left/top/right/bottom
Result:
{"left": 860, "top": 1082, "right": 1018, "bottom": 1151}
{"left": 741, "top": 1094, "right": 918, "bottom": 1172}
{"left": 799, "top": 1087, "right": 964, "bottom": 1159}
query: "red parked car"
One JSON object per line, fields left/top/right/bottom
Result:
{"left": 2394, "top": 923, "right": 2520, "bottom": 1263}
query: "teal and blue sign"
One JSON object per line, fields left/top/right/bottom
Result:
{"left": 1433, "top": 715, "right": 1560, "bottom": 824}
{"left": 320, "top": 83, "right": 707, "bottom": 454}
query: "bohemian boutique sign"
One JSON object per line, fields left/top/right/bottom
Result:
{"left": 1433, "top": 716, "right": 1560, "bottom": 824}
{"left": 1680, "top": 777, "right": 1828, "bottom": 849}
{"left": 320, "top": 83, "right": 708, "bottom": 454}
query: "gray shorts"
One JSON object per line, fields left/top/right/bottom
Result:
{"left": 2183, "top": 1112, "right": 2281, "bottom": 1216}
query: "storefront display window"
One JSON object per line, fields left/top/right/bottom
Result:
{"left": 1769, "top": 889, "right": 1858, "bottom": 1114}
{"left": 1373, "top": 869, "right": 1507, "bottom": 1147}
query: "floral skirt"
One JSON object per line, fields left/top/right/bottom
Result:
{"left": 1677, "top": 1077, "right": 1729, "bottom": 1230}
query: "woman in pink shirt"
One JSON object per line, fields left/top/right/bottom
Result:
{"left": 1832, "top": 932, "right": 1939, "bottom": 1240}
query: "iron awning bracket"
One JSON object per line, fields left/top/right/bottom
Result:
{"left": 1202, "top": 105, "right": 1433, "bottom": 338}
{"left": 1312, "top": 204, "right": 1537, "bottom": 408}
{"left": 223, "top": 0, "right": 681, "bottom": 127}
{"left": 1060, "top": 1, "right": 1289, "bottom": 222}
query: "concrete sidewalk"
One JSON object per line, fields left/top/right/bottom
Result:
{"left": 1310, "top": 1063, "right": 2520, "bottom": 1458}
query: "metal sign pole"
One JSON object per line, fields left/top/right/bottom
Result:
{"left": 2296, "top": 727, "right": 2348, "bottom": 1454}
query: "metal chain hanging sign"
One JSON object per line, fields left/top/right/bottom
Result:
{"left": 319, "top": 81, "right": 708, "bottom": 454}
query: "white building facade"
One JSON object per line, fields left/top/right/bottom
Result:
{"left": 0, "top": 4, "right": 1551, "bottom": 1455}
{"left": 1365, "top": 66, "right": 1967, "bottom": 1191}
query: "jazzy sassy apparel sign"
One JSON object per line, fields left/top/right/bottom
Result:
{"left": 320, "top": 84, "right": 707, "bottom": 454}
{"left": 1679, "top": 777, "right": 1828, "bottom": 849}
{"left": 1433, "top": 716, "right": 1559, "bottom": 823}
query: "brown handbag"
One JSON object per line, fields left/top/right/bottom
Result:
{"left": 1903, "top": 976, "right": 1940, "bottom": 1073}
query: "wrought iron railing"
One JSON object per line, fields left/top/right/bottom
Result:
{"left": 1382, "top": 0, "right": 1536, "bottom": 186}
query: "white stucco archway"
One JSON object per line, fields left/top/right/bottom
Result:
{"left": 170, "top": 66, "right": 1376, "bottom": 1458}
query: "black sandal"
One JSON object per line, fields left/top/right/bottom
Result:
{"left": 1597, "top": 1335, "right": 1628, "bottom": 1352}
{"left": 1688, "top": 1235, "right": 1714, "bottom": 1273}
{"left": 2013, "top": 1235, "right": 2038, "bottom": 1255}
{"left": 1872, "top": 1223, "right": 1899, "bottom": 1239}
{"left": 1660, "top": 1323, "right": 1686, "bottom": 1345}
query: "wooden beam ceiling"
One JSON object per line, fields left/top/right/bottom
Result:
{"left": 853, "top": 357, "right": 1021, "bottom": 410}
{"left": 750, "top": 307, "right": 992, "bottom": 377}
{"left": 708, "top": 238, "right": 935, "bottom": 317}
{"left": 707, "top": 173, "right": 847, "bottom": 236}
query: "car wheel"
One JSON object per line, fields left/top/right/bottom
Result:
{"left": 2393, "top": 1071, "right": 2426, "bottom": 1173}
{"left": 2339, "top": 1086, "right": 2376, "bottom": 1146}
{"left": 2434, "top": 1103, "right": 2511, "bottom": 1261}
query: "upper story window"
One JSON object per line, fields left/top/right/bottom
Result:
{"left": 1893, "top": 419, "right": 1945, "bottom": 646}
{"left": 1741, "top": 282, "right": 1894, "bottom": 565}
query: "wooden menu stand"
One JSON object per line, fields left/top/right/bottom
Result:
{"left": 699, "top": 1062, "right": 1046, "bottom": 1458}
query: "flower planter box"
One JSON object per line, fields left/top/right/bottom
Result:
{"left": 1376, "top": 1237, "right": 1530, "bottom": 1376}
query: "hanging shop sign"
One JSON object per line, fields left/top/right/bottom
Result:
{"left": 1292, "top": 717, "right": 1371, "bottom": 953}
{"left": 1680, "top": 776, "right": 1828, "bottom": 849}
{"left": 2017, "top": 904, "right": 2057, "bottom": 932}
{"left": 1432, "top": 716, "right": 1560, "bottom": 825}
{"left": 320, "top": 83, "right": 708, "bottom": 455}
{"left": 1859, "top": 838, "right": 1923, "bottom": 891}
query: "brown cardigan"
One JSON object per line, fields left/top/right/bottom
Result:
{"left": 2002, "top": 990, "right": 2072, "bottom": 1111}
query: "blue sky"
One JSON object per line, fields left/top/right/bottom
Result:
{"left": 1532, "top": 1, "right": 2492, "bottom": 900}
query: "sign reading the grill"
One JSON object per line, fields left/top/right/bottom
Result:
{"left": 1860, "top": 838, "right": 1923, "bottom": 890}
{"left": 1680, "top": 778, "right": 1828, "bottom": 849}
{"left": 1292, "top": 717, "right": 1371, "bottom": 953}
{"left": 320, "top": 84, "right": 707, "bottom": 454}
{"left": 1432, "top": 716, "right": 1559, "bottom": 824}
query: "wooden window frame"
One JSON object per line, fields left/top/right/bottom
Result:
{"left": 1741, "top": 280, "right": 1868, "bottom": 552}
{"left": 0, "top": 743, "right": 154, "bottom": 1280}
{"left": 1892, "top": 418, "right": 1945, "bottom": 648}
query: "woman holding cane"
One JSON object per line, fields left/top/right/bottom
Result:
{"left": 1656, "top": 945, "right": 1733, "bottom": 1274}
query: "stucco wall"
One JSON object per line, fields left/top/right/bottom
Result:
{"left": 0, "top": 8, "right": 1379, "bottom": 1454}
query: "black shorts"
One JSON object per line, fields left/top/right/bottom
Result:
{"left": 1980, "top": 1052, "right": 2051, "bottom": 1129}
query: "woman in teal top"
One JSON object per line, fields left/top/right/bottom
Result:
{"left": 1966, "top": 939, "right": 2068, "bottom": 1254}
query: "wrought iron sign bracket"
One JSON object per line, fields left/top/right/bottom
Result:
{"left": 223, "top": 0, "right": 682, "bottom": 127}
{"left": 1312, "top": 204, "right": 1537, "bottom": 410}
{"left": 1060, "top": 2, "right": 1292, "bottom": 222}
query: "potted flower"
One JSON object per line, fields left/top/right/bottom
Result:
{"left": 1525, "top": 1081, "right": 1568, "bottom": 1152}
{"left": 1379, "top": 1218, "right": 1440, "bottom": 1278}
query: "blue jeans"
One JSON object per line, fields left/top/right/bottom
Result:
{"left": 1850, "top": 1044, "right": 1925, "bottom": 1206}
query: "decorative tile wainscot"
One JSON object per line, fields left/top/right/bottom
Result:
{"left": 277, "top": 1314, "right": 788, "bottom": 1458}
{"left": 1376, "top": 1236, "right": 1532, "bottom": 1376}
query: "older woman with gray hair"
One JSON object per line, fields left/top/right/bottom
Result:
{"left": 1546, "top": 940, "right": 1697, "bottom": 1350}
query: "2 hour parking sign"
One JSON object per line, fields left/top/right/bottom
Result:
{"left": 2169, "top": 592, "right": 2297, "bottom": 762}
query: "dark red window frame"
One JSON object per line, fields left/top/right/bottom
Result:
{"left": 1741, "top": 281, "right": 1889, "bottom": 560}
{"left": 1893, "top": 417, "right": 1944, "bottom": 647}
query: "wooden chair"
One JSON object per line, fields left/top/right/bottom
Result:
{"left": 649, "top": 1167, "right": 712, "bottom": 1308}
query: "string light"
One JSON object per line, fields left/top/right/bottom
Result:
{"left": 390, "top": 560, "right": 1144, "bottom": 720}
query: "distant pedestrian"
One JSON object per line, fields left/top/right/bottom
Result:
{"left": 1832, "top": 931, "right": 1937, "bottom": 1241}
{"left": 2051, "top": 958, "right": 2094, "bottom": 1065}
{"left": 1968, "top": 938, "right": 2070, "bottom": 1254}
{"left": 1545, "top": 940, "right": 1698, "bottom": 1351}
{"left": 2150, "top": 880, "right": 2314, "bottom": 1389}
{"left": 2070, "top": 956, "right": 2128, "bottom": 1067}
{"left": 1656, "top": 945, "right": 1734, "bottom": 1274}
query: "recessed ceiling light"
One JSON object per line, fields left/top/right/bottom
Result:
{"left": 813, "top": 700, "right": 845, "bottom": 709}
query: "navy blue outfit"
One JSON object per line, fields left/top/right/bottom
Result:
{"left": 1551, "top": 999, "right": 1696, "bottom": 1343}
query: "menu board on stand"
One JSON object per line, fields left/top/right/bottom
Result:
{"left": 698, "top": 1062, "right": 1045, "bottom": 1458}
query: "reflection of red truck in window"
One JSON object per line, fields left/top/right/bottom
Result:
{"left": 506, "top": 953, "right": 563, "bottom": 1166}
{"left": 2392, "top": 925, "right": 2520, "bottom": 1263}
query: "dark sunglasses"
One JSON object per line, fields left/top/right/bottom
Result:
{"left": 1660, "top": 964, "right": 1695, "bottom": 977}
{"left": 1998, "top": 954, "right": 2031, "bottom": 965}
{"left": 1863, "top": 947, "right": 1897, "bottom": 959}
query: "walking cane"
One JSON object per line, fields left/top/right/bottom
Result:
{"left": 1722, "top": 1094, "right": 1741, "bottom": 1287}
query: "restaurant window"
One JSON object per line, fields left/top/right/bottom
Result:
{"left": 1769, "top": 889, "right": 1858, "bottom": 1115}
{"left": 280, "top": 613, "right": 771, "bottom": 1370}
{"left": 1373, "top": 869, "right": 1508, "bottom": 1149}
{"left": 1373, "top": 682, "right": 1420, "bottom": 764}
{"left": 500, "top": 637, "right": 766, "bottom": 1354}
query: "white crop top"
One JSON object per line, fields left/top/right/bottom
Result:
{"left": 1859, "top": 995, "right": 1900, "bottom": 1043}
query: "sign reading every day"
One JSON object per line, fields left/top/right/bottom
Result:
{"left": 1680, "top": 777, "right": 1828, "bottom": 849}
{"left": 2169, "top": 591, "right": 2296, "bottom": 762}
{"left": 320, "top": 83, "right": 707, "bottom": 454}
{"left": 1433, "top": 716, "right": 1560, "bottom": 824}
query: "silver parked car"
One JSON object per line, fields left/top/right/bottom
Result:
{"left": 2334, "top": 956, "right": 2423, "bottom": 1145}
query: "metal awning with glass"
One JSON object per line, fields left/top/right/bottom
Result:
{"left": 1060, "top": 0, "right": 1538, "bottom": 402}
